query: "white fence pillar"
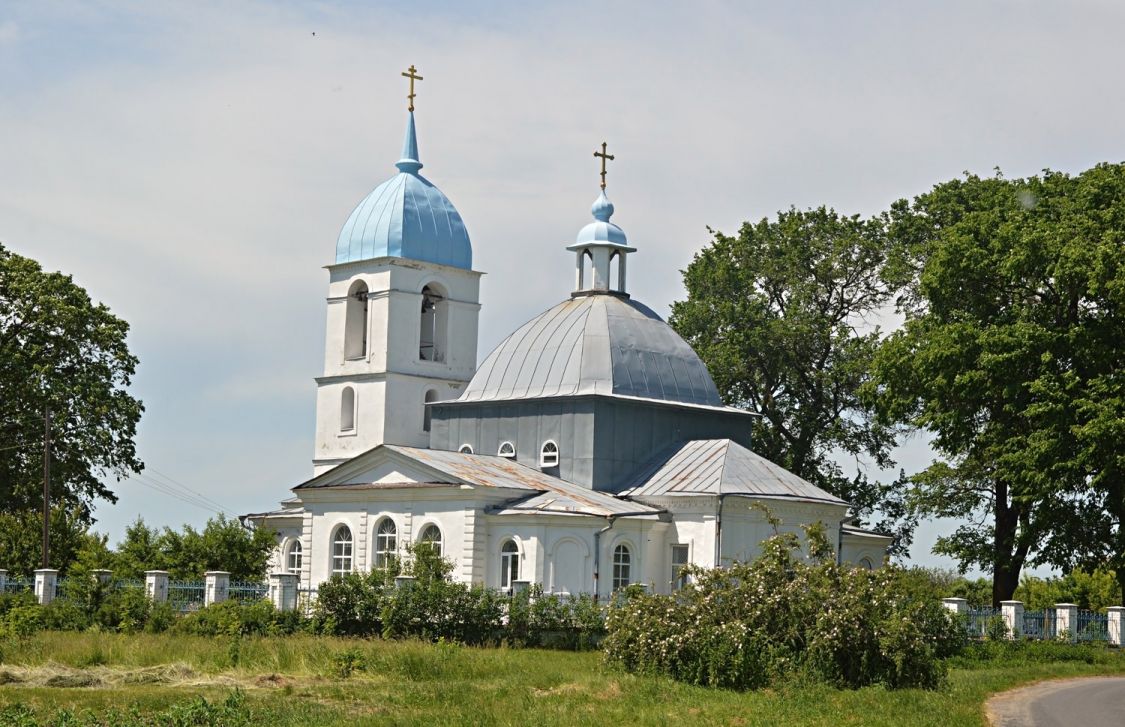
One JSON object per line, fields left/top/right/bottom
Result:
{"left": 1055, "top": 603, "right": 1078, "bottom": 643}
{"left": 1001, "top": 600, "right": 1024, "bottom": 639}
{"left": 91, "top": 569, "right": 113, "bottom": 587}
{"left": 145, "top": 570, "right": 169, "bottom": 603}
{"left": 34, "top": 569, "right": 58, "bottom": 605}
{"left": 0, "top": 569, "right": 7, "bottom": 593}
{"left": 268, "top": 573, "right": 298, "bottom": 612}
{"left": 1108, "top": 606, "right": 1124, "bottom": 647}
{"left": 204, "top": 571, "right": 230, "bottom": 606}
{"left": 942, "top": 597, "right": 969, "bottom": 617}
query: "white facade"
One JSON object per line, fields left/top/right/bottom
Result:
{"left": 313, "top": 257, "right": 481, "bottom": 473}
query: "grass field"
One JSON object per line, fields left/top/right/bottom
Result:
{"left": 1, "top": 633, "right": 1124, "bottom": 726}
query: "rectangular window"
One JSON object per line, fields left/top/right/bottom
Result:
{"left": 671, "top": 545, "right": 689, "bottom": 591}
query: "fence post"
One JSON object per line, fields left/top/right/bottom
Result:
{"left": 1108, "top": 606, "right": 1124, "bottom": 647}
{"left": 91, "top": 569, "right": 113, "bottom": 587}
{"left": 34, "top": 569, "right": 58, "bottom": 605}
{"left": 1054, "top": 603, "right": 1078, "bottom": 643}
{"left": 942, "top": 597, "right": 969, "bottom": 617}
{"left": 204, "top": 571, "right": 230, "bottom": 606}
{"left": 0, "top": 570, "right": 7, "bottom": 593}
{"left": 394, "top": 575, "right": 416, "bottom": 589}
{"left": 145, "top": 570, "right": 169, "bottom": 603}
{"left": 1000, "top": 600, "right": 1024, "bottom": 640}
{"left": 269, "top": 573, "right": 298, "bottom": 612}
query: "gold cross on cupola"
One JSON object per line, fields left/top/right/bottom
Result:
{"left": 401, "top": 64, "right": 423, "bottom": 112}
{"left": 594, "top": 141, "right": 615, "bottom": 190}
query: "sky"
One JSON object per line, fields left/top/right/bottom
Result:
{"left": 2, "top": 0, "right": 1123, "bottom": 576}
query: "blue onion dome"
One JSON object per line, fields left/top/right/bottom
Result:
{"left": 335, "top": 112, "right": 473, "bottom": 269}
{"left": 575, "top": 190, "right": 629, "bottom": 247}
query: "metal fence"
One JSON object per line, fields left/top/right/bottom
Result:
{"left": 168, "top": 580, "right": 206, "bottom": 612}
{"left": 1077, "top": 610, "right": 1109, "bottom": 642}
{"left": 1, "top": 578, "right": 33, "bottom": 595}
{"left": 229, "top": 581, "right": 269, "bottom": 605}
{"left": 959, "top": 605, "right": 1111, "bottom": 643}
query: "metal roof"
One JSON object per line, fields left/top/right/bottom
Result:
{"left": 619, "top": 439, "right": 849, "bottom": 506}
{"left": 335, "top": 112, "right": 472, "bottom": 269}
{"left": 297, "top": 444, "right": 659, "bottom": 519}
{"left": 458, "top": 294, "right": 724, "bottom": 406}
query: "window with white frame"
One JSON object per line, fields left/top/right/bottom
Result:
{"left": 331, "top": 526, "right": 353, "bottom": 575}
{"left": 539, "top": 440, "right": 559, "bottom": 468}
{"left": 458, "top": 444, "right": 474, "bottom": 454}
{"left": 374, "top": 518, "right": 397, "bottom": 569}
{"left": 286, "top": 540, "right": 303, "bottom": 574}
{"left": 500, "top": 540, "right": 520, "bottom": 591}
{"left": 497, "top": 441, "right": 516, "bottom": 458}
{"left": 612, "top": 544, "right": 632, "bottom": 591}
{"left": 418, "top": 524, "right": 443, "bottom": 556}
{"left": 670, "top": 544, "right": 689, "bottom": 590}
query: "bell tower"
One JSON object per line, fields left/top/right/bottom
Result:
{"left": 312, "top": 69, "right": 481, "bottom": 474}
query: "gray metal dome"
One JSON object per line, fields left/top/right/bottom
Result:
{"left": 459, "top": 294, "right": 724, "bottom": 406}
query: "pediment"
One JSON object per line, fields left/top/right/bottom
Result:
{"left": 295, "top": 445, "right": 457, "bottom": 490}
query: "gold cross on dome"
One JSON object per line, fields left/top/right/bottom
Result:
{"left": 594, "top": 141, "right": 615, "bottom": 190}
{"left": 401, "top": 64, "right": 423, "bottom": 111}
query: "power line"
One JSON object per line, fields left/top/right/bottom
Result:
{"left": 145, "top": 466, "right": 233, "bottom": 514}
{"left": 127, "top": 474, "right": 228, "bottom": 516}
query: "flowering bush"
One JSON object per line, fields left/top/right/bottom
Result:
{"left": 603, "top": 521, "right": 965, "bottom": 690}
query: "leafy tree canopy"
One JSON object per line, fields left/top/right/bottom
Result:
{"left": 0, "top": 242, "right": 143, "bottom": 521}
{"left": 111, "top": 515, "right": 276, "bottom": 582}
{"left": 873, "top": 163, "right": 1125, "bottom": 604}
{"left": 670, "top": 207, "right": 911, "bottom": 550}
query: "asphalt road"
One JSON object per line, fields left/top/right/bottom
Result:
{"left": 988, "top": 676, "right": 1125, "bottom": 726}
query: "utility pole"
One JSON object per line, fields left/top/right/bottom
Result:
{"left": 42, "top": 403, "right": 50, "bottom": 569}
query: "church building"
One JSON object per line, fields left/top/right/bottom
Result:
{"left": 247, "top": 70, "right": 890, "bottom": 598}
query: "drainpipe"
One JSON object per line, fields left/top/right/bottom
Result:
{"left": 837, "top": 515, "right": 860, "bottom": 566}
{"left": 593, "top": 516, "right": 616, "bottom": 603}
{"left": 713, "top": 493, "right": 729, "bottom": 569}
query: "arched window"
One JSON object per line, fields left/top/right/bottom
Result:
{"left": 374, "top": 519, "right": 397, "bottom": 569}
{"left": 500, "top": 540, "right": 520, "bottom": 591}
{"left": 498, "top": 441, "right": 516, "bottom": 458}
{"left": 858, "top": 558, "right": 874, "bottom": 571}
{"left": 331, "top": 526, "right": 353, "bottom": 575}
{"left": 612, "top": 544, "right": 631, "bottom": 591}
{"left": 539, "top": 440, "right": 559, "bottom": 468}
{"left": 344, "top": 280, "right": 369, "bottom": 360}
{"left": 423, "top": 389, "right": 438, "bottom": 432}
{"left": 286, "top": 540, "right": 303, "bottom": 574}
{"left": 340, "top": 386, "right": 356, "bottom": 432}
{"left": 458, "top": 444, "right": 474, "bottom": 454}
{"left": 418, "top": 524, "right": 443, "bottom": 556}
{"left": 419, "top": 284, "right": 448, "bottom": 362}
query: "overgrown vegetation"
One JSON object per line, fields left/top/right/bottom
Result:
{"left": 603, "top": 518, "right": 964, "bottom": 691}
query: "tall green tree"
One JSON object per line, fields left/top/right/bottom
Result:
{"left": 873, "top": 164, "right": 1125, "bottom": 604}
{"left": 670, "top": 207, "right": 911, "bottom": 549}
{"left": 0, "top": 242, "right": 143, "bottom": 525}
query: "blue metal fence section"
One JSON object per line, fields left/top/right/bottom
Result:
{"left": 228, "top": 581, "right": 268, "bottom": 605}
{"left": 1077, "top": 610, "right": 1109, "bottom": 642}
{"left": 965, "top": 607, "right": 999, "bottom": 638}
{"left": 168, "top": 580, "right": 205, "bottom": 612}
{"left": 2, "top": 578, "right": 34, "bottom": 595}
{"left": 1022, "top": 609, "right": 1057, "bottom": 639}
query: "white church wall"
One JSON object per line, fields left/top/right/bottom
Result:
{"left": 313, "top": 378, "right": 388, "bottom": 469}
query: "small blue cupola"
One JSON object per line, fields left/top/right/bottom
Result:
{"left": 567, "top": 142, "right": 635, "bottom": 295}
{"left": 335, "top": 110, "right": 473, "bottom": 269}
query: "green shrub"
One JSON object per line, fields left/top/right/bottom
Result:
{"left": 171, "top": 599, "right": 306, "bottom": 637}
{"left": 603, "top": 522, "right": 966, "bottom": 691}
